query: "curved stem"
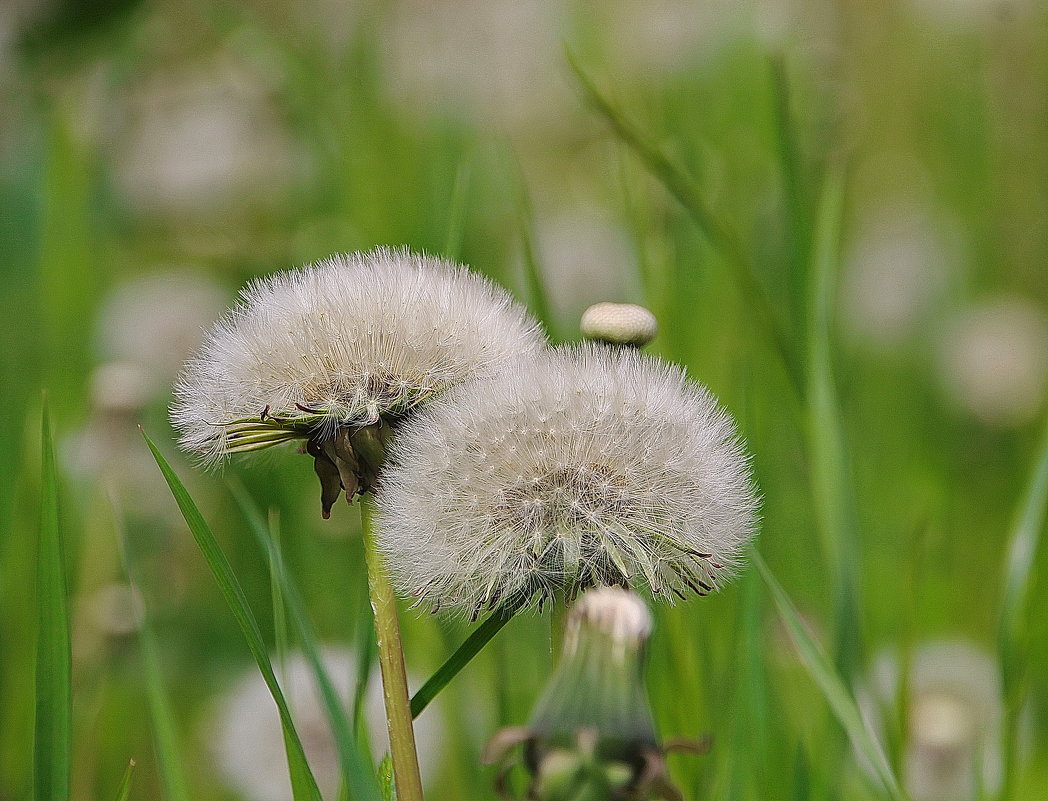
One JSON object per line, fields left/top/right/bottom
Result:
{"left": 361, "top": 495, "right": 424, "bottom": 801}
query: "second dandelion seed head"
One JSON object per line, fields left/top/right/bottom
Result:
{"left": 377, "top": 343, "right": 759, "bottom": 615}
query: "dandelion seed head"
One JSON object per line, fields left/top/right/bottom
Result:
{"left": 377, "top": 343, "right": 759, "bottom": 614}
{"left": 171, "top": 247, "right": 545, "bottom": 465}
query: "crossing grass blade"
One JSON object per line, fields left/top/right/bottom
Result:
{"left": 35, "top": 400, "right": 72, "bottom": 801}
{"left": 143, "top": 433, "right": 325, "bottom": 801}
{"left": 567, "top": 50, "right": 803, "bottom": 393}
{"left": 997, "top": 416, "right": 1048, "bottom": 800}
{"left": 228, "top": 479, "right": 382, "bottom": 801}
{"left": 805, "top": 167, "right": 862, "bottom": 682}
{"left": 112, "top": 759, "right": 136, "bottom": 801}
{"left": 755, "top": 551, "right": 909, "bottom": 801}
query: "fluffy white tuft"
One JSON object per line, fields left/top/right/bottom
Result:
{"left": 376, "top": 343, "right": 759, "bottom": 614}
{"left": 171, "top": 247, "right": 545, "bottom": 464}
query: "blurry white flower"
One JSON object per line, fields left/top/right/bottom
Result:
{"left": 840, "top": 202, "right": 957, "bottom": 350}
{"left": 856, "top": 641, "right": 1004, "bottom": 801}
{"left": 380, "top": 0, "right": 573, "bottom": 132}
{"left": 937, "top": 296, "right": 1048, "bottom": 427}
{"left": 111, "top": 56, "right": 296, "bottom": 217}
{"left": 377, "top": 343, "right": 759, "bottom": 616}
{"left": 172, "top": 248, "right": 544, "bottom": 513}
{"left": 580, "top": 302, "right": 658, "bottom": 347}
{"left": 529, "top": 207, "right": 638, "bottom": 331}
{"left": 96, "top": 270, "right": 229, "bottom": 386}
{"left": 213, "top": 647, "right": 444, "bottom": 801}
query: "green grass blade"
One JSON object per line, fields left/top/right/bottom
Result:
{"left": 754, "top": 552, "right": 908, "bottom": 801}
{"left": 116, "top": 503, "right": 192, "bottom": 801}
{"left": 142, "top": 434, "right": 324, "bottom": 801}
{"left": 516, "top": 184, "right": 555, "bottom": 339}
{"left": 443, "top": 161, "right": 470, "bottom": 262}
{"left": 227, "top": 479, "right": 382, "bottom": 801}
{"left": 409, "top": 598, "right": 523, "bottom": 718}
{"left": 35, "top": 399, "right": 71, "bottom": 801}
{"left": 805, "top": 167, "right": 862, "bottom": 682}
{"left": 112, "top": 759, "right": 136, "bottom": 801}
{"left": 268, "top": 509, "right": 290, "bottom": 681}
{"left": 997, "top": 416, "right": 1048, "bottom": 801}
{"left": 567, "top": 51, "right": 802, "bottom": 393}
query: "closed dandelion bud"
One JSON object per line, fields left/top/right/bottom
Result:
{"left": 484, "top": 588, "right": 702, "bottom": 801}
{"left": 580, "top": 302, "right": 658, "bottom": 347}
{"left": 171, "top": 247, "right": 545, "bottom": 516}
{"left": 377, "top": 343, "right": 759, "bottom": 616}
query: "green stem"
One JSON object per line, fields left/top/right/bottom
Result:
{"left": 361, "top": 495, "right": 424, "bottom": 801}
{"left": 550, "top": 590, "right": 568, "bottom": 665}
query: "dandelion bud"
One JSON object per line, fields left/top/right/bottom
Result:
{"left": 580, "top": 302, "right": 658, "bottom": 347}
{"left": 377, "top": 343, "right": 759, "bottom": 615}
{"left": 484, "top": 589, "right": 702, "bottom": 801}
{"left": 171, "top": 247, "right": 544, "bottom": 516}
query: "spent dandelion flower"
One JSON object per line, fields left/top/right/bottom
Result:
{"left": 580, "top": 302, "right": 659, "bottom": 348}
{"left": 171, "top": 246, "right": 545, "bottom": 515}
{"left": 377, "top": 343, "right": 759, "bottom": 616}
{"left": 484, "top": 588, "right": 707, "bottom": 801}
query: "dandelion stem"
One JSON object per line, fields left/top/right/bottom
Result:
{"left": 361, "top": 494, "right": 425, "bottom": 801}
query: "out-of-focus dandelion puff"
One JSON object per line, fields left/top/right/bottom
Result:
{"left": 580, "top": 302, "right": 658, "bottom": 347}
{"left": 212, "top": 647, "right": 444, "bottom": 801}
{"left": 111, "top": 55, "right": 297, "bottom": 218}
{"left": 379, "top": 0, "right": 573, "bottom": 132}
{"left": 937, "top": 296, "right": 1048, "bottom": 427}
{"left": 856, "top": 641, "right": 1004, "bottom": 801}
{"left": 172, "top": 247, "right": 544, "bottom": 514}
{"left": 96, "top": 270, "right": 229, "bottom": 386}
{"left": 377, "top": 343, "right": 759, "bottom": 616}
{"left": 528, "top": 207, "right": 637, "bottom": 332}
{"left": 840, "top": 202, "right": 956, "bottom": 350}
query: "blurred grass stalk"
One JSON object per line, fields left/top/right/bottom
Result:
{"left": 35, "top": 400, "right": 71, "bottom": 801}
{"left": 229, "top": 479, "right": 382, "bottom": 801}
{"left": 997, "top": 417, "right": 1048, "bottom": 800}
{"left": 144, "top": 433, "right": 329, "bottom": 801}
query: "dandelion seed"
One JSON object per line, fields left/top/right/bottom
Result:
{"left": 171, "top": 247, "right": 544, "bottom": 515}
{"left": 377, "top": 343, "right": 759, "bottom": 614}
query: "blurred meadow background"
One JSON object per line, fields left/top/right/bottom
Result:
{"left": 2, "top": 0, "right": 1047, "bottom": 799}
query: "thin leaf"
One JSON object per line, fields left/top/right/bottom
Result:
{"left": 517, "top": 183, "right": 555, "bottom": 338}
{"left": 754, "top": 552, "right": 908, "bottom": 801}
{"left": 567, "top": 51, "right": 802, "bottom": 393}
{"left": 443, "top": 161, "right": 470, "bottom": 262}
{"left": 268, "top": 509, "right": 289, "bottom": 682}
{"left": 113, "top": 759, "right": 136, "bottom": 801}
{"left": 805, "top": 166, "right": 862, "bottom": 682}
{"left": 227, "top": 479, "right": 382, "bottom": 801}
{"left": 410, "top": 599, "right": 523, "bottom": 718}
{"left": 997, "top": 416, "right": 1048, "bottom": 801}
{"left": 35, "top": 399, "right": 71, "bottom": 801}
{"left": 143, "top": 433, "right": 324, "bottom": 801}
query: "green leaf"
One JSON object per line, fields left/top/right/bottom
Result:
{"left": 754, "top": 552, "right": 908, "bottom": 801}
{"left": 35, "top": 399, "right": 71, "bottom": 801}
{"left": 228, "top": 479, "right": 382, "bottom": 801}
{"left": 409, "top": 599, "right": 522, "bottom": 719}
{"left": 805, "top": 167, "right": 862, "bottom": 682}
{"left": 567, "top": 51, "right": 802, "bottom": 393}
{"left": 112, "top": 759, "right": 136, "bottom": 801}
{"left": 997, "top": 416, "right": 1048, "bottom": 800}
{"left": 143, "top": 433, "right": 324, "bottom": 801}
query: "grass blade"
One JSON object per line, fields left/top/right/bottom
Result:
{"left": 997, "top": 416, "right": 1048, "bottom": 800}
{"left": 409, "top": 598, "right": 523, "bottom": 718}
{"left": 754, "top": 551, "right": 908, "bottom": 801}
{"left": 142, "top": 433, "right": 324, "bottom": 801}
{"left": 805, "top": 167, "right": 862, "bottom": 682}
{"left": 567, "top": 51, "right": 802, "bottom": 393}
{"left": 35, "top": 399, "right": 71, "bottom": 801}
{"left": 443, "top": 161, "right": 470, "bottom": 262}
{"left": 227, "top": 479, "right": 382, "bottom": 801}
{"left": 516, "top": 183, "right": 555, "bottom": 339}
{"left": 112, "top": 759, "right": 136, "bottom": 801}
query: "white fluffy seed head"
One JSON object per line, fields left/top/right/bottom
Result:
{"left": 376, "top": 343, "right": 759, "bottom": 615}
{"left": 580, "top": 302, "right": 658, "bottom": 347}
{"left": 567, "top": 587, "right": 652, "bottom": 652}
{"left": 171, "top": 247, "right": 545, "bottom": 465}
